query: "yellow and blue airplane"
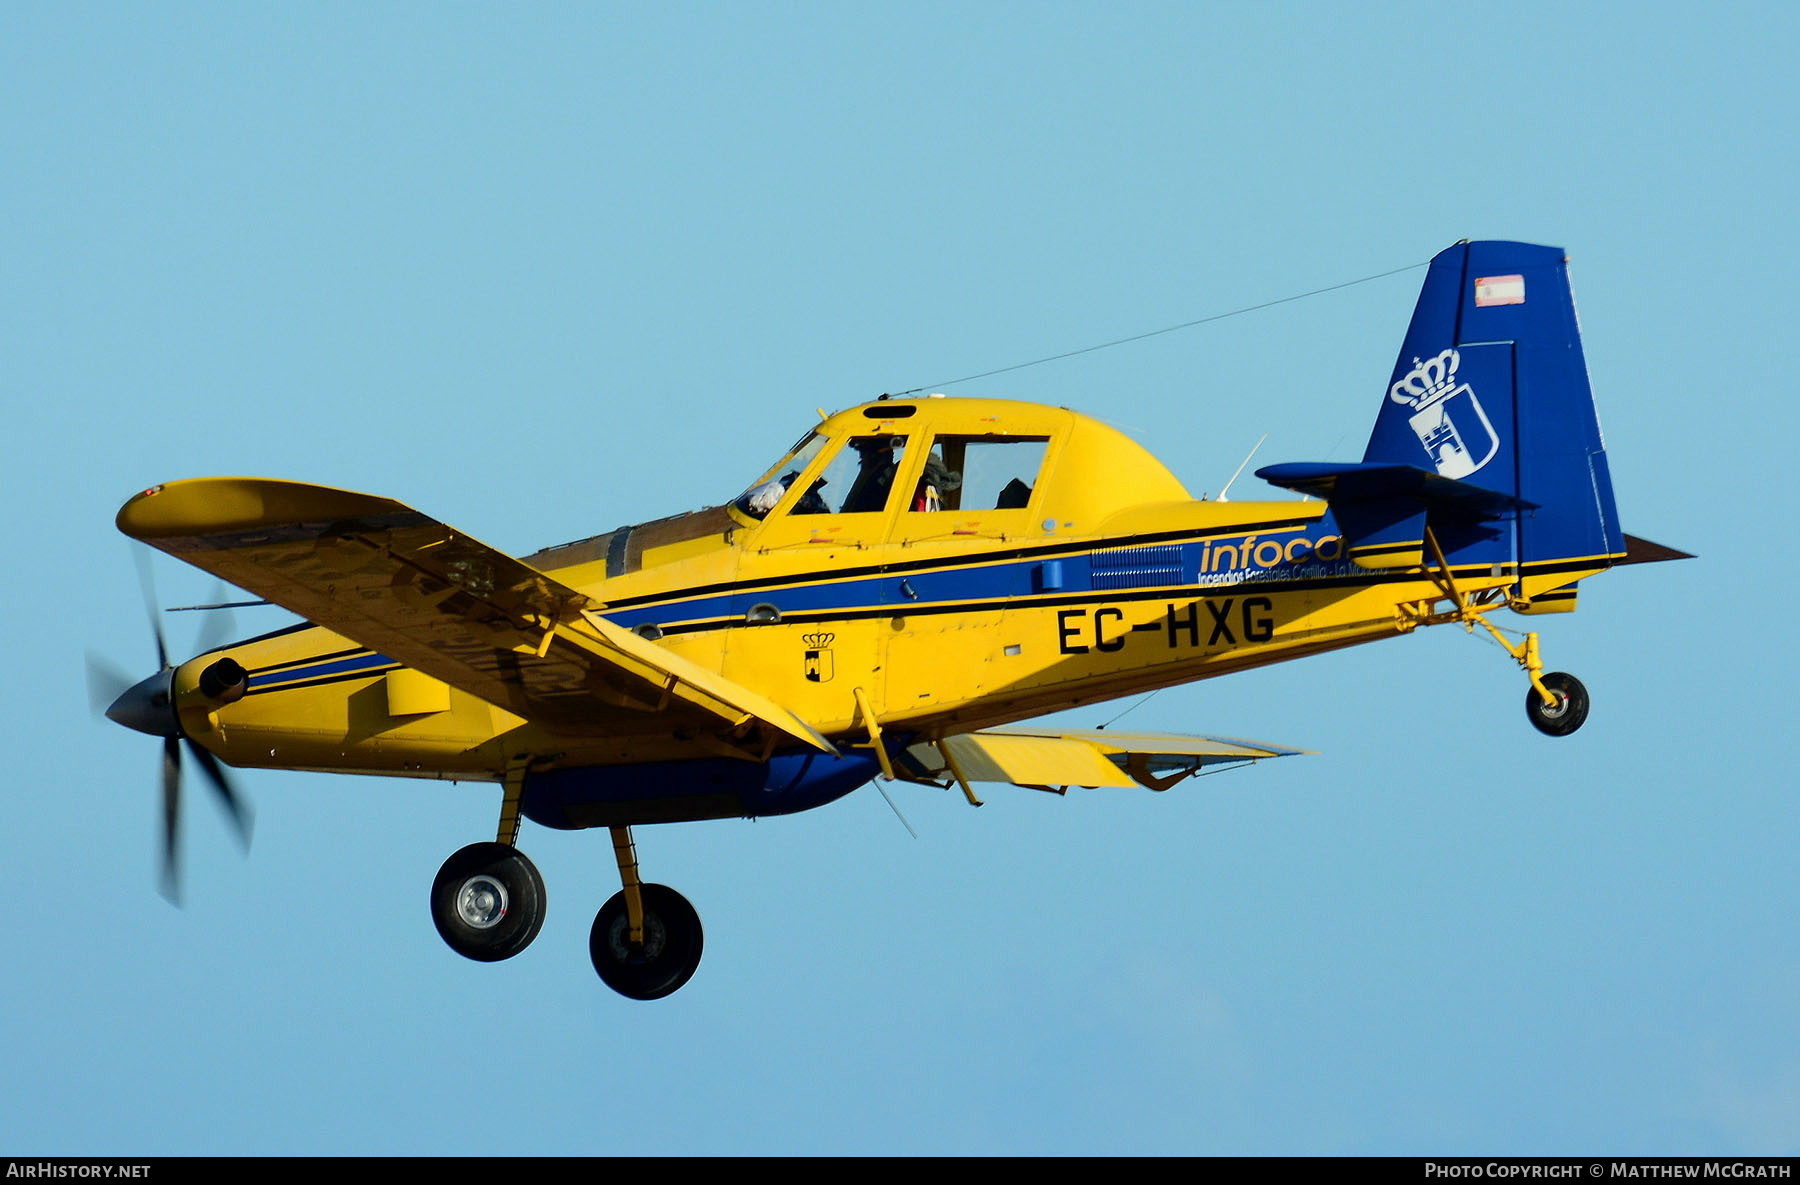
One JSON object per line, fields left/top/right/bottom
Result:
{"left": 99, "top": 240, "right": 1685, "bottom": 1000}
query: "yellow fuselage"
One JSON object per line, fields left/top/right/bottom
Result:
{"left": 170, "top": 398, "right": 1581, "bottom": 783}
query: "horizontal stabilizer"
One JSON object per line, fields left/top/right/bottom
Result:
{"left": 1256, "top": 461, "right": 1536, "bottom": 518}
{"left": 901, "top": 726, "right": 1306, "bottom": 793}
{"left": 1618, "top": 534, "right": 1695, "bottom": 565}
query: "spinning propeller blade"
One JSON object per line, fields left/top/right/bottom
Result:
{"left": 84, "top": 653, "right": 133, "bottom": 718}
{"left": 160, "top": 735, "right": 181, "bottom": 903}
{"left": 94, "top": 550, "right": 254, "bottom": 904}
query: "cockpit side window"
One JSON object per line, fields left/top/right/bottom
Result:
{"left": 907, "top": 436, "right": 1048, "bottom": 512}
{"left": 797, "top": 434, "right": 908, "bottom": 514}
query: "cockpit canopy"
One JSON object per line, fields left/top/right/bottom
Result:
{"left": 531, "top": 396, "right": 1194, "bottom": 585}
{"left": 731, "top": 397, "right": 1188, "bottom": 536}
{"left": 736, "top": 429, "right": 1045, "bottom": 520}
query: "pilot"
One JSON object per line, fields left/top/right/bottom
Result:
{"left": 841, "top": 436, "right": 904, "bottom": 514}
{"left": 913, "top": 453, "right": 961, "bottom": 512}
{"left": 792, "top": 477, "right": 830, "bottom": 515}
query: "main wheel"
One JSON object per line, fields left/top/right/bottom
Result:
{"left": 1526, "top": 671, "right": 1589, "bottom": 737}
{"left": 589, "top": 883, "right": 704, "bottom": 1001}
{"left": 430, "top": 842, "right": 547, "bottom": 962}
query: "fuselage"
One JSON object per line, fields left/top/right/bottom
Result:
{"left": 167, "top": 397, "right": 1557, "bottom": 814}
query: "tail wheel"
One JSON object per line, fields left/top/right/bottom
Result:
{"left": 1526, "top": 671, "right": 1589, "bottom": 737}
{"left": 431, "top": 842, "right": 546, "bottom": 962}
{"left": 589, "top": 883, "right": 704, "bottom": 1001}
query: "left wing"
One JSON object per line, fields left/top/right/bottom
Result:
{"left": 899, "top": 726, "right": 1306, "bottom": 794}
{"left": 117, "top": 478, "right": 834, "bottom": 753}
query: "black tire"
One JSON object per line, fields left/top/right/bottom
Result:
{"left": 1526, "top": 671, "right": 1589, "bottom": 737}
{"left": 589, "top": 883, "right": 704, "bottom": 1001}
{"left": 430, "top": 842, "right": 546, "bottom": 962}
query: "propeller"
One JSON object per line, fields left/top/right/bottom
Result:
{"left": 90, "top": 550, "right": 253, "bottom": 903}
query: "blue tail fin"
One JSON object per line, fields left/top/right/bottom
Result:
{"left": 1262, "top": 241, "right": 1626, "bottom": 600}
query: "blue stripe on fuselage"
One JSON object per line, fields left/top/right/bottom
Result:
{"left": 247, "top": 650, "right": 398, "bottom": 693}
{"left": 600, "top": 523, "right": 1353, "bottom": 632}
{"left": 241, "top": 522, "right": 1373, "bottom": 677}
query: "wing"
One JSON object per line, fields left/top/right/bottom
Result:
{"left": 900, "top": 726, "right": 1306, "bottom": 793}
{"left": 117, "top": 478, "right": 833, "bottom": 753}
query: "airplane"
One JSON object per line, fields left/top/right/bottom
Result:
{"left": 98, "top": 239, "right": 1687, "bottom": 1000}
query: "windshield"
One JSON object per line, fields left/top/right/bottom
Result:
{"left": 733, "top": 432, "right": 915, "bottom": 519}
{"left": 734, "top": 432, "right": 829, "bottom": 519}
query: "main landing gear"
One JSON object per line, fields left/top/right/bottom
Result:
{"left": 587, "top": 826, "right": 704, "bottom": 1001}
{"left": 428, "top": 770, "right": 704, "bottom": 999}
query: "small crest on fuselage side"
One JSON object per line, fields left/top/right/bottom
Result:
{"left": 803, "top": 632, "right": 835, "bottom": 683}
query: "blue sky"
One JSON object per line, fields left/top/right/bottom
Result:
{"left": 4, "top": 2, "right": 1794, "bottom": 1156}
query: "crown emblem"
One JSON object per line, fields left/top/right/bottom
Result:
{"left": 802, "top": 633, "right": 836, "bottom": 682}
{"left": 1388, "top": 348, "right": 1462, "bottom": 409}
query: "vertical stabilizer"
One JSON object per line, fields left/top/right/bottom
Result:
{"left": 1363, "top": 240, "right": 1624, "bottom": 573}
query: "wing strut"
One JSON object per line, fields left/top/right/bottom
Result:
{"left": 851, "top": 687, "right": 897, "bottom": 782}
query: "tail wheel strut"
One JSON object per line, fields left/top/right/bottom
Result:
{"left": 1419, "top": 528, "right": 1591, "bottom": 737}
